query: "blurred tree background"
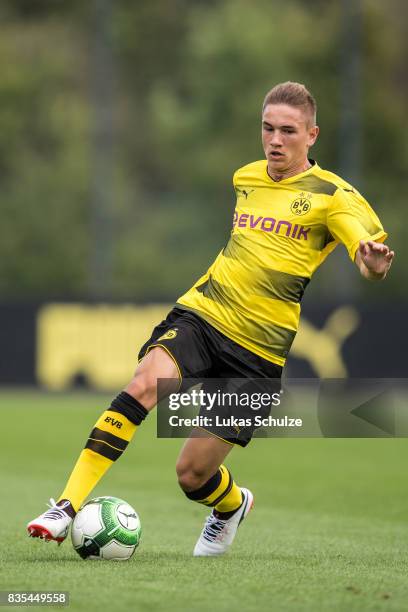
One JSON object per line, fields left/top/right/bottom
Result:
{"left": 0, "top": 0, "right": 406, "bottom": 301}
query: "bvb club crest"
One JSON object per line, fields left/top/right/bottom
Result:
{"left": 290, "top": 193, "right": 312, "bottom": 216}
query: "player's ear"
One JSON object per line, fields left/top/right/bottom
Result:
{"left": 308, "top": 125, "right": 319, "bottom": 146}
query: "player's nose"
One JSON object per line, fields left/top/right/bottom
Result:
{"left": 270, "top": 132, "right": 283, "bottom": 146}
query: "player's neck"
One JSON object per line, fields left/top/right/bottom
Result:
{"left": 267, "top": 159, "right": 313, "bottom": 182}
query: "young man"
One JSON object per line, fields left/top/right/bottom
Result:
{"left": 27, "top": 82, "right": 394, "bottom": 556}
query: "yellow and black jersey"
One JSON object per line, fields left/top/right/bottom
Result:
{"left": 177, "top": 160, "right": 387, "bottom": 366}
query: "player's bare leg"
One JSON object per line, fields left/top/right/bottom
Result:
{"left": 27, "top": 347, "right": 178, "bottom": 543}
{"left": 176, "top": 429, "right": 233, "bottom": 491}
{"left": 176, "top": 431, "right": 253, "bottom": 556}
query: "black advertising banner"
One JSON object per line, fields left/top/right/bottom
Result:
{"left": 0, "top": 302, "right": 406, "bottom": 388}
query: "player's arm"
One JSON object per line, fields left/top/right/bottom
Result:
{"left": 327, "top": 187, "right": 392, "bottom": 281}
{"left": 354, "top": 240, "right": 394, "bottom": 281}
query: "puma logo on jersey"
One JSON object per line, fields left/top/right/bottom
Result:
{"left": 236, "top": 187, "right": 255, "bottom": 199}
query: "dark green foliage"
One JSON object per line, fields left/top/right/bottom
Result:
{"left": 0, "top": 1, "right": 405, "bottom": 299}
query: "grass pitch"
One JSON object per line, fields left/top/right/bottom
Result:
{"left": 1, "top": 391, "right": 408, "bottom": 611}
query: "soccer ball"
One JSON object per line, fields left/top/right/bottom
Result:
{"left": 71, "top": 496, "right": 141, "bottom": 560}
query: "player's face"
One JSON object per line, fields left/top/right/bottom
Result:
{"left": 262, "top": 104, "right": 319, "bottom": 177}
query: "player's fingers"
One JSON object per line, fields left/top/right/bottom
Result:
{"left": 365, "top": 241, "right": 377, "bottom": 252}
{"left": 369, "top": 242, "right": 387, "bottom": 253}
{"left": 360, "top": 240, "right": 370, "bottom": 256}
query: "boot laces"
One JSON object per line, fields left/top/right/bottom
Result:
{"left": 43, "top": 498, "right": 68, "bottom": 521}
{"left": 202, "top": 513, "right": 230, "bottom": 543}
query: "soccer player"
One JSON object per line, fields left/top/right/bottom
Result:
{"left": 27, "top": 82, "right": 394, "bottom": 556}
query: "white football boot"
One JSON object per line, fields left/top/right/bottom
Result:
{"left": 27, "top": 499, "right": 73, "bottom": 544}
{"left": 193, "top": 487, "right": 254, "bottom": 557}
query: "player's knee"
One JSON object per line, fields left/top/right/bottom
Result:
{"left": 176, "top": 459, "right": 208, "bottom": 492}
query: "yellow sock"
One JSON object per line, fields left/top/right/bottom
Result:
{"left": 214, "top": 478, "right": 243, "bottom": 513}
{"left": 58, "top": 449, "right": 114, "bottom": 512}
{"left": 58, "top": 408, "right": 139, "bottom": 512}
{"left": 184, "top": 464, "right": 243, "bottom": 513}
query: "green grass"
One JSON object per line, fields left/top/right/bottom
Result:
{"left": 1, "top": 391, "right": 408, "bottom": 611}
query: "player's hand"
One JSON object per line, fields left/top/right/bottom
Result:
{"left": 357, "top": 240, "right": 394, "bottom": 279}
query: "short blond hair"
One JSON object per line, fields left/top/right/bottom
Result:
{"left": 262, "top": 81, "right": 317, "bottom": 125}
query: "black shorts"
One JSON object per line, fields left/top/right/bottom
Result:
{"left": 138, "top": 306, "right": 282, "bottom": 446}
